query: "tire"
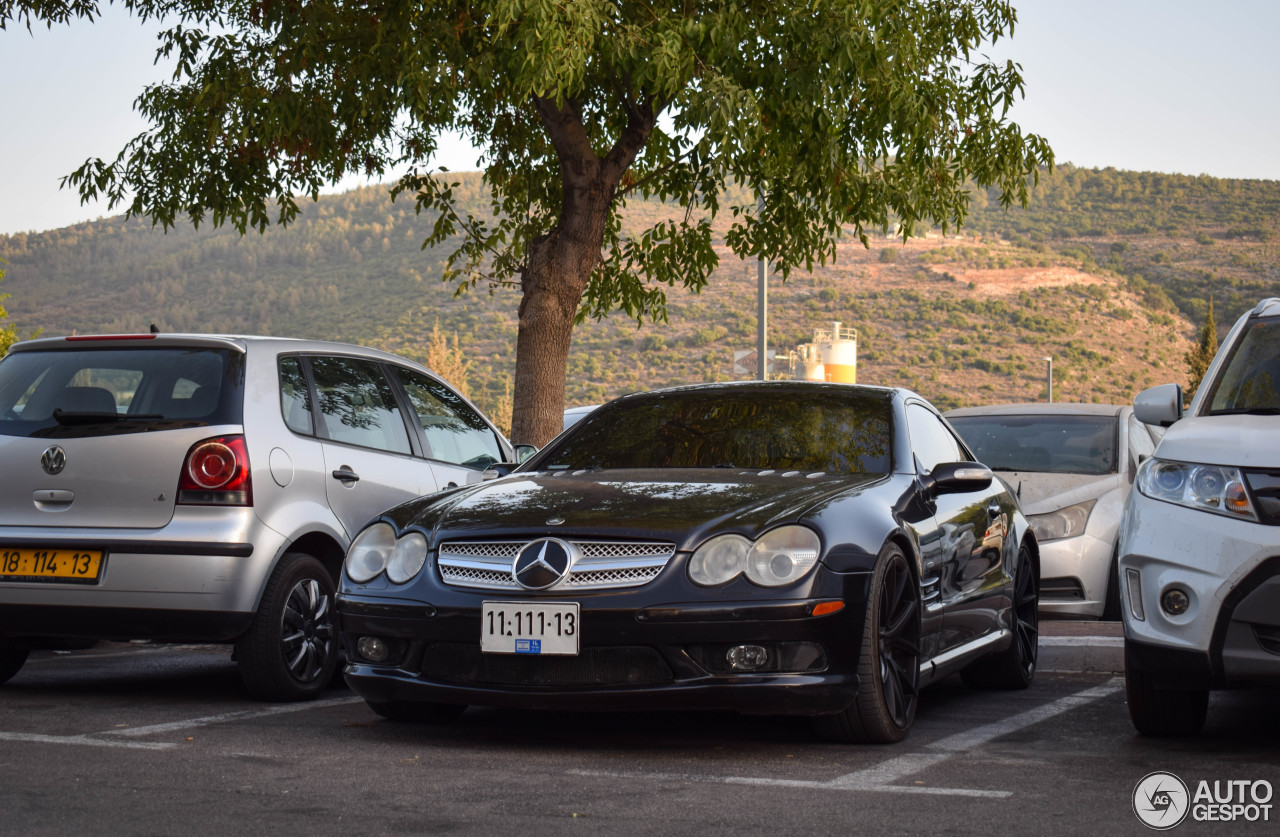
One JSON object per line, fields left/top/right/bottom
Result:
{"left": 1101, "top": 545, "right": 1123, "bottom": 621}
{"left": 0, "top": 644, "right": 29, "bottom": 685}
{"left": 368, "top": 701, "right": 467, "bottom": 724}
{"left": 962, "top": 542, "right": 1038, "bottom": 690}
{"left": 236, "top": 552, "right": 340, "bottom": 702}
{"left": 813, "top": 542, "right": 920, "bottom": 744}
{"left": 1124, "top": 641, "right": 1208, "bottom": 736}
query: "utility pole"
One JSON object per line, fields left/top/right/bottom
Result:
{"left": 757, "top": 192, "right": 768, "bottom": 381}
{"left": 1043, "top": 356, "right": 1053, "bottom": 402}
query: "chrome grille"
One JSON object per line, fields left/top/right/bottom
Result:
{"left": 437, "top": 540, "right": 676, "bottom": 592}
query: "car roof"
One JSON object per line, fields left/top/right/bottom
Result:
{"left": 945, "top": 402, "right": 1127, "bottom": 418}
{"left": 10, "top": 333, "right": 427, "bottom": 369}
{"left": 1251, "top": 297, "right": 1280, "bottom": 318}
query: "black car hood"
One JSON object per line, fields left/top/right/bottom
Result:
{"left": 385, "top": 468, "right": 886, "bottom": 549}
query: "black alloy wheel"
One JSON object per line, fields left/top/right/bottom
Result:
{"left": 962, "top": 543, "right": 1038, "bottom": 690}
{"left": 876, "top": 550, "right": 922, "bottom": 729}
{"left": 236, "top": 552, "right": 340, "bottom": 701}
{"left": 813, "top": 543, "right": 921, "bottom": 744}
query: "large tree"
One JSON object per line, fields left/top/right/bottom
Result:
{"left": 4, "top": 0, "right": 1052, "bottom": 445}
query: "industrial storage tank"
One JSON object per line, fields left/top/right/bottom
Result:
{"left": 793, "top": 322, "right": 857, "bottom": 384}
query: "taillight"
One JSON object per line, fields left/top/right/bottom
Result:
{"left": 178, "top": 435, "right": 252, "bottom": 506}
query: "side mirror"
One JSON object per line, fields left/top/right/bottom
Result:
{"left": 1134, "top": 383, "right": 1183, "bottom": 427}
{"left": 514, "top": 444, "right": 538, "bottom": 463}
{"left": 926, "top": 462, "right": 994, "bottom": 495}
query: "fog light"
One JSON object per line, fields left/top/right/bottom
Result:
{"left": 1161, "top": 588, "right": 1191, "bottom": 617}
{"left": 726, "top": 644, "right": 769, "bottom": 671}
{"left": 357, "top": 636, "right": 389, "bottom": 663}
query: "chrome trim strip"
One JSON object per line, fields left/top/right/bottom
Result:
{"left": 920, "top": 629, "right": 1011, "bottom": 675}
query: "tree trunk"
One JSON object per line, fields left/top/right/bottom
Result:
{"left": 509, "top": 197, "right": 610, "bottom": 447}
{"left": 508, "top": 96, "right": 658, "bottom": 447}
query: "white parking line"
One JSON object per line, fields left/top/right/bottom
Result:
{"left": 571, "top": 678, "right": 1125, "bottom": 798}
{"left": 0, "top": 695, "right": 364, "bottom": 750}
{"left": 102, "top": 695, "right": 364, "bottom": 738}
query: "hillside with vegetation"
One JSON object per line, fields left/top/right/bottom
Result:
{"left": 2, "top": 166, "right": 1277, "bottom": 428}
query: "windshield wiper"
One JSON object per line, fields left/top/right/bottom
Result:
{"left": 1205, "top": 407, "right": 1280, "bottom": 416}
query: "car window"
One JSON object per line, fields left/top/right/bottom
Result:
{"left": 1204, "top": 317, "right": 1280, "bottom": 413}
{"left": 308, "top": 356, "right": 411, "bottom": 454}
{"left": 278, "top": 356, "right": 313, "bottom": 435}
{"left": 538, "top": 387, "right": 893, "bottom": 474}
{"left": 0, "top": 347, "right": 241, "bottom": 437}
{"left": 907, "top": 404, "right": 965, "bottom": 473}
{"left": 392, "top": 368, "right": 503, "bottom": 469}
{"left": 947, "top": 414, "right": 1118, "bottom": 475}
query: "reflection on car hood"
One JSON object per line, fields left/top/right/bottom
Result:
{"left": 1156, "top": 414, "right": 1280, "bottom": 469}
{"left": 384, "top": 468, "right": 885, "bottom": 547}
{"left": 995, "top": 471, "right": 1124, "bottom": 514}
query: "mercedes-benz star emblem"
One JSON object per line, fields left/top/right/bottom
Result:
{"left": 512, "top": 538, "right": 574, "bottom": 591}
{"left": 40, "top": 445, "right": 67, "bottom": 476}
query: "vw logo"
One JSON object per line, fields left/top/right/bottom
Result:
{"left": 40, "top": 446, "right": 67, "bottom": 476}
{"left": 512, "top": 538, "right": 575, "bottom": 591}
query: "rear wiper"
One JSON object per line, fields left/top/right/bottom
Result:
{"left": 712, "top": 463, "right": 737, "bottom": 468}
{"left": 52, "top": 409, "right": 164, "bottom": 425}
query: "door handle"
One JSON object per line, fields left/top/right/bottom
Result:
{"left": 332, "top": 468, "right": 360, "bottom": 483}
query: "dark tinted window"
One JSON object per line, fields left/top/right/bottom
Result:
{"left": 948, "top": 414, "right": 1117, "bottom": 475}
{"left": 1204, "top": 317, "right": 1280, "bottom": 414}
{"left": 907, "top": 404, "right": 965, "bottom": 473}
{"left": 0, "top": 347, "right": 243, "bottom": 438}
{"left": 309, "top": 356, "right": 411, "bottom": 454}
{"left": 537, "top": 387, "right": 892, "bottom": 474}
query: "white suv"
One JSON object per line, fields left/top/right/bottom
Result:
{"left": 0, "top": 333, "right": 518, "bottom": 700}
{"left": 1119, "top": 297, "right": 1280, "bottom": 735}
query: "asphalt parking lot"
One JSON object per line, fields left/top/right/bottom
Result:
{"left": 1, "top": 635, "right": 1277, "bottom": 836}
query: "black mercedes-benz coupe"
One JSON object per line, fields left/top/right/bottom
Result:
{"left": 336, "top": 382, "right": 1040, "bottom": 743}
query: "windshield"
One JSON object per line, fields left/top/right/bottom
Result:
{"left": 1204, "top": 317, "right": 1280, "bottom": 414}
{"left": 947, "top": 414, "right": 1117, "bottom": 475}
{"left": 0, "top": 347, "right": 244, "bottom": 438}
{"left": 534, "top": 387, "right": 893, "bottom": 475}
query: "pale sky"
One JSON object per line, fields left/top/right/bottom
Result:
{"left": 2, "top": 1, "right": 1278, "bottom": 237}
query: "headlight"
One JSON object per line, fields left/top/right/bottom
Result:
{"left": 1028, "top": 500, "right": 1096, "bottom": 541}
{"left": 689, "top": 526, "right": 821, "bottom": 588}
{"left": 688, "top": 534, "right": 750, "bottom": 586}
{"left": 345, "top": 523, "right": 395, "bottom": 582}
{"left": 386, "top": 532, "right": 428, "bottom": 583}
{"left": 1137, "top": 458, "right": 1258, "bottom": 521}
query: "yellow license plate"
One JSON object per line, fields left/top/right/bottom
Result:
{"left": 0, "top": 548, "right": 104, "bottom": 583}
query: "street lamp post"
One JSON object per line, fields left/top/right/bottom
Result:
{"left": 757, "top": 193, "right": 768, "bottom": 381}
{"left": 1043, "top": 356, "right": 1053, "bottom": 403}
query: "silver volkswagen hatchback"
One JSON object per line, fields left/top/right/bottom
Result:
{"left": 0, "top": 333, "right": 515, "bottom": 700}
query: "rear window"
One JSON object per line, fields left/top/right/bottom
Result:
{"left": 947, "top": 414, "right": 1117, "bottom": 475}
{"left": 0, "top": 347, "right": 244, "bottom": 438}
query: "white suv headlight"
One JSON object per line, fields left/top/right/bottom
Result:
{"left": 1028, "top": 500, "right": 1096, "bottom": 541}
{"left": 1137, "top": 458, "right": 1258, "bottom": 521}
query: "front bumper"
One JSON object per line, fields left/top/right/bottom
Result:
{"left": 337, "top": 590, "right": 867, "bottom": 717}
{"left": 1118, "top": 490, "right": 1280, "bottom": 688}
{"left": 1038, "top": 531, "right": 1113, "bottom": 618}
